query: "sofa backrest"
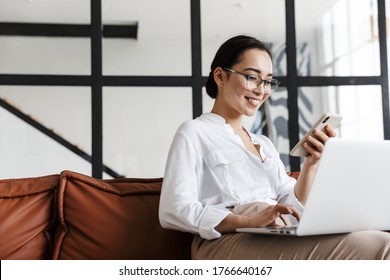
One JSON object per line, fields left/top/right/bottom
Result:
{"left": 53, "top": 170, "right": 193, "bottom": 260}
{"left": 0, "top": 170, "right": 300, "bottom": 260}
{"left": 0, "top": 174, "right": 59, "bottom": 260}
{"left": 0, "top": 171, "right": 192, "bottom": 260}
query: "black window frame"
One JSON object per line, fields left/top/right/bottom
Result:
{"left": 0, "top": 0, "right": 388, "bottom": 177}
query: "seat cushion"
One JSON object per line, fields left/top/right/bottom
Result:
{"left": 0, "top": 174, "right": 59, "bottom": 259}
{"left": 53, "top": 170, "right": 192, "bottom": 260}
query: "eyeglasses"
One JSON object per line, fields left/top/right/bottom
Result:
{"left": 223, "top": 67, "right": 280, "bottom": 92}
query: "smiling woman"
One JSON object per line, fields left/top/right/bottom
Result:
{"left": 158, "top": 34, "right": 390, "bottom": 260}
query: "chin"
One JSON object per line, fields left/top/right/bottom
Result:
{"left": 243, "top": 109, "right": 258, "bottom": 117}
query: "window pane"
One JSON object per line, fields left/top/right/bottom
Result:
{"left": 0, "top": 86, "right": 92, "bottom": 178}
{"left": 0, "top": 0, "right": 91, "bottom": 75}
{"left": 298, "top": 86, "right": 384, "bottom": 140}
{"left": 102, "top": 0, "right": 191, "bottom": 76}
{"left": 296, "top": 0, "right": 380, "bottom": 76}
{"left": 201, "top": 0, "right": 286, "bottom": 77}
{"left": 103, "top": 87, "right": 192, "bottom": 178}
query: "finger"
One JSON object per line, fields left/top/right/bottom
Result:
{"left": 258, "top": 206, "right": 284, "bottom": 226}
{"left": 275, "top": 204, "right": 300, "bottom": 222}
{"left": 325, "top": 125, "right": 337, "bottom": 137}
{"left": 268, "top": 220, "right": 280, "bottom": 227}
{"left": 312, "top": 129, "right": 329, "bottom": 143}
{"left": 305, "top": 135, "right": 325, "bottom": 153}
{"left": 303, "top": 142, "right": 322, "bottom": 160}
{"left": 280, "top": 204, "right": 301, "bottom": 222}
{"left": 275, "top": 204, "right": 293, "bottom": 215}
{"left": 288, "top": 205, "right": 301, "bottom": 222}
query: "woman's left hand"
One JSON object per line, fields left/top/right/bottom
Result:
{"left": 303, "top": 125, "right": 336, "bottom": 166}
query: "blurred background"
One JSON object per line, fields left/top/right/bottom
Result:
{"left": 0, "top": 0, "right": 389, "bottom": 178}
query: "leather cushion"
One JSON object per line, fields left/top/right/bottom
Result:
{"left": 0, "top": 174, "right": 59, "bottom": 259}
{"left": 53, "top": 170, "right": 192, "bottom": 260}
{"left": 287, "top": 171, "right": 300, "bottom": 180}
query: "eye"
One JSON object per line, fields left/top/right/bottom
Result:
{"left": 247, "top": 74, "right": 259, "bottom": 82}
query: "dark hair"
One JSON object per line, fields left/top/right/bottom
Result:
{"left": 205, "top": 35, "right": 272, "bottom": 99}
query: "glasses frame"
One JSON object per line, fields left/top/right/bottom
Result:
{"left": 223, "top": 67, "right": 280, "bottom": 92}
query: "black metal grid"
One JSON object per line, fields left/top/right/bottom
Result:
{"left": 0, "top": 0, "right": 388, "bottom": 177}
{"left": 285, "top": 0, "right": 390, "bottom": 171}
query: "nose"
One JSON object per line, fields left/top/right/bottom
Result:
{"left": 253, "top": 81, "right": 267, "bottom": 95}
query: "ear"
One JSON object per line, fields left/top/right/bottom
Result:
{"left": 213, "top": 67, "right": 226, "bottom": 87}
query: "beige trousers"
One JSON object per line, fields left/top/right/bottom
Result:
{"left": 192, "top": 202, "right": 390, "bottom": 260}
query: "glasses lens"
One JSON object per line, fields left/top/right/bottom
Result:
{"left": 246, "top": 80, "right": 258, "bottom": 90}
{"left": 246, "top": 79, "right": 279, "bottom": 92}
{"left": 270, "top": 80, "right": 280, "bottom": 92}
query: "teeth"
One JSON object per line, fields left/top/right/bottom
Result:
{"left": 246, "top": 97, "right": 259, "bottom": 106}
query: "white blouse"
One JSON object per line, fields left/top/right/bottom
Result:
{"left": 159, "top": 113, "right": 303, "bottom": 240}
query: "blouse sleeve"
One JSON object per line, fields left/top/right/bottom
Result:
{"left": 159, "top": 128, "right": 231, "bottom": 240}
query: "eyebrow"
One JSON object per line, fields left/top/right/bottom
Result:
{"left": 243, "top": 67, "right": 273, "bottom": 77}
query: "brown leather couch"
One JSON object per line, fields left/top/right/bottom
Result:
{"left": 0, "top": 170, "right": 300, "bottom": 260}
{"left": 0, "top": 170, "right": 193, "bottom": 260}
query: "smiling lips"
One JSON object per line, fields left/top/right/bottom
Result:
{"left": 245, "top": 96, "right": 260, "bottom": 106}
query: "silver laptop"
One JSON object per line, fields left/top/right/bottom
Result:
{"left": 236, "top": 138, "right": 390, "bottom": 236}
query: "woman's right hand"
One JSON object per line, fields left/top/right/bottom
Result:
{"left": 247, "top": 204, "right": 300, "bottom": 228}
{"left": 215, "top": 204, "right": 300, "bottom": 234}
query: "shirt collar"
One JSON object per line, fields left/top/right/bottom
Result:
{"left": 199, "top": 112, "right": 227, "bottom": 125}
{"left": 199, "top": 113, "right": 240, "bottom": 135}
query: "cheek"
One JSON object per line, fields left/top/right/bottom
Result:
{"left": 229, "top": 77, "right": 246, "bottom": 90}
{"left": 225, "top": 83, "right": 246, "bottom": 100}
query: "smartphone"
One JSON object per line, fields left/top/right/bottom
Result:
{"left": 290, "top": 113, "right": 343, "bottom": 157}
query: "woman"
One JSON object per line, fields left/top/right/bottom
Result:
{"left": 159, "top": 35, "right": 390, "bottom": 259}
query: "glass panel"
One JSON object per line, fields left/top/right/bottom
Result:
{"left": 201, "top": 0, "right": 286, "bottom": 77}
{"left": 0, "top": 86, "right": 92, "bottom": 178}
{"left": 103, "top": 87, "right": 192, "bottom": 178}
{"left": 298, "top": 86, "right": 384, "bottom": 140}
{"left": 102, "top": 0, "right": 191, "bottom": 76}
{"left": 0, "top": 0, "right": 91, "bottom": 75}
{"left": 296, "top": 0, "right": 380, "bottom": 76}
